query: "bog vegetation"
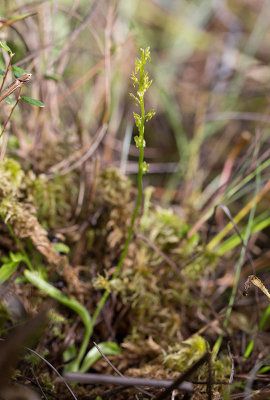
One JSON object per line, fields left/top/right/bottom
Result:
{"left": 0, "top": 1, "right": 270, "bottom": 399}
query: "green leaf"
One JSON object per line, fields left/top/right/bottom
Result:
{"left": 10, "top": 13, "right": 33, "bottom": 21}
{"left": 259, "top": 366, "right": 270, "bottom": 374}
{"left": 24, "top": 270, "right": 91, "bottom": 326}
{"left": 10, "top": 252, "right": 26, "bottom": 263}
{"left": 80, "top": 342, "right": 121, "bottom": 372}
{"left": 0, "top": 261, "right": 19, "bottom": 283}
{"left": 52, "top": 243, "right": 70, "bottom": 254}
{"left": 44, "top": 73, "right": 62, "bottom": 82}
{"left": 0, "top": 252, "right": 26, "bottom": 284}
{"left": 63, "top": 344, "right": 77, "bottom": 363}
{"left": 12, "top": 66, "right": 30, "bottom": 78}
{"left": 21, "top": 96, "right": 45, "bottom": 107}
{"left": 24, "top": 268, "right": 92, "bottom": 371}
{"left": 4, "top": 97, "right": 14, "bottom": 105}
{"left": 218, "top": 214, "right": 270, "bottom": 256}
{"left": 0, "top": 41, "right": 12, "bottom": 53}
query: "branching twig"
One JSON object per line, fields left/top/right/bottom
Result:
{"left": 0, "top": 73, "right": 32, "bottom": 104}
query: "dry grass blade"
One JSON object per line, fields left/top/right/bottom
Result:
{"left": 244, "top": 275, "right": 270, "bottom": 301}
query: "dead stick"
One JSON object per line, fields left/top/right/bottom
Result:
{"left": 0, "top": 73, "right": 32, "bottom": 104}
{"left": 63, "top": 372, "right": 193, "bottom": 392}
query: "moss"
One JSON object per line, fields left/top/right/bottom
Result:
{"left": 105, "top": 191, "right": 218, "bottom": 341}
{"left": 96, "top": 167, "right": 133, "bottom": 207}
{"left": 0, "top": 156, "right": 77, "bottom": 232}
{"left": 0, "top": 158, "right": 64, "bottom": 267}
{"left": 163, "top": 335, "right": 231, "bottom": 391}
{"left": 25, "top": 172, "right": 76, "bottom": 230}
{"left": 0, "top": 160, "right": 228, "bottom": 396}
{"left": 0, "top": 158, "right": 24, "bottom": 198}
{"left": 163, "top": 335, "right": 207, "bottom": 372}
{"left": 90, "top": 167, "right": 135, "bottom": 270}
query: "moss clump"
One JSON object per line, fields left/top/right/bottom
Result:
{"left": 92, "top": 167, "right": 135, "bottom": 269}
{"left": 164, "top": 335, "right": 230, "bottom": 394}
{"left": 0, "top": 158, "right": 63, "bottom": 266}
{"left": 107, "top": 195, "right": 218, "bottom": 342}
{"left": 96, "top": 167, "right": 133, "bottom": 207}
{"left": 0, "top": 157, "right": 77, "bottom": 232}
{"left": 163, "top": 335, "right": 207, "bottom": 372}
{"left": 163, "top": 335, "right": 231, "bottom": 397}
{"left": 25, "top": 172, "right": 76, "bottom": 230}
{"left": 0, "top": 158, "right": 25, "bottom": 198}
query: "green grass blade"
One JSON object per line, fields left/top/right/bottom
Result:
{"left": 24, "top": 270, "right": 91, "bottom": 371}
{"left": 80, "top": 342, "right": 121, "bottom": 373}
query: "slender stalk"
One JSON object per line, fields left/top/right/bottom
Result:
{"left": 86, "top": 47, "right": 154, "bottom": 354}
{"left": 0, "top": 52, "right": 14, "bottom": 93}
{"left": 213, "top": 166, "right": 260, "bottom": 358}
{"left": 0, "top": 74, "right": 32, "bottom": 157}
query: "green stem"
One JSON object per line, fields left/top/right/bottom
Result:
{"left": 89, "top": 144, "right": 144, "bottom": 338}
{"left": 87, "top": 51, "right": 148, "bottom": 349}
{"left": 213, "top": 165, "right": 260, "bottom": 358}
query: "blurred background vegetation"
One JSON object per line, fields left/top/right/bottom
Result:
{"left": 1, "top": 0, "right": 270, "bottom": 216}
{"left": 0, "top": 0, "right": 269, "bottom": 199}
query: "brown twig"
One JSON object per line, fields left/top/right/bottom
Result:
{"left": 0, "top": 73, "right": 32, "bottom": 104}
{"left": 0, "top": 53, "right": 14, "bottom": 93}
{"left": 0, "top": 74, "right": 32, "bottom": 159}
{"left": 0, "top": 85, "right": 23, "bottom": 161}
{"left": 50, "top": 0, "right": 99, "bottom": 69}
{"left": 47, "top": 123, "right": 107, "bottom": 177}
{"left": 63, "top": 372, "right": 193, "bottom": 392}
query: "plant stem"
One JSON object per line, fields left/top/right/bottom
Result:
{"left": 85, "top": 48, "right": 153, "bottom": 358}
{"left": 213, "top": 166, "right": 260, "bottom": 358}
